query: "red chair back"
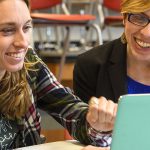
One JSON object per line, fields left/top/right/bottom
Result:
{"left": 103, "top": 0, "right": 121, "bottom": 11}
{"left": 30, "top": 0, "right": 62, "bottom": 10}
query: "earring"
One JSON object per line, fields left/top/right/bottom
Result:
{"left": 121, "top": 32, "right": 127, "bottom": 44}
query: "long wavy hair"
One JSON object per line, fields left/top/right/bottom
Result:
{"left": 0, "top": 0, "right": 34, "bottom": 120}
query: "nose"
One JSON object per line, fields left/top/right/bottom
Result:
{"left": 13, "top": 30, "right": 29, "bottom": 49}
{"left": 140, "top": 24, "right": 150, "bottom": 38}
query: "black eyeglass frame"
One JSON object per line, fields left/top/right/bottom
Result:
{"left": 127, "top": 13, "right": 150, "bottom": 27}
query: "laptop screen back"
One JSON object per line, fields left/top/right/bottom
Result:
{"left": 111, "top": 94, "right": 150, "bottom": 150}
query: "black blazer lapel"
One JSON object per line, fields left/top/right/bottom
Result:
{"left": 108, "top": 63, "right": 127, "bottom": 102}
{"left": 108, "top": 40, "right": 127, "bottom": 102}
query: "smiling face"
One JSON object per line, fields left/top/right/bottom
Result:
{"left": 124, "top": 10, "right": 150, "bottom": 63}
{"left": 0, "top": 0, "right": 32, "bottom": 75}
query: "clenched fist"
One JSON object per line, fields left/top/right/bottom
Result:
{"left": 86, "top": 96, "right": 118, "bottom": 132}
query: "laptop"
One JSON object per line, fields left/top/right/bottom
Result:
{"left": 111, "top": 94, "right": 150, "bottom": 150}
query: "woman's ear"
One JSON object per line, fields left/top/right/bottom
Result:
{"left": 123, "top": 19, "right": 125, "bottom": 25}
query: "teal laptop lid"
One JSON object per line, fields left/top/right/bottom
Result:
{"left": 111, "top": 94, "right": 150, "bottom": 150}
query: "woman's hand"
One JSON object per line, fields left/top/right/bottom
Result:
{"left": 81, "top": 145, "right": 110, "bottom": 150}
{"left": 86, "top": 96, "right": 118, "bottom": 132}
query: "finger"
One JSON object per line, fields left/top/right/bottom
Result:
{"left": 98, "top": 96, "right": 107, "bottom": 123}
{"left": 111, "top": 103, "right": 118, "bottom": 123}
{"left": 89, "top": 97, "right": 99, "bottom": 105}
{"left": 105, "top": 100, "right": 116, "bottom": 123}
{"left": 88, "top": 97, "right": 99, "bottom": 122}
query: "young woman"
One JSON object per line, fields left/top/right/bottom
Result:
{"left": 0, "top": 0, "right": 117, "bottom": 149}
{"left": 74, "top": 0, "right": 150, "bottom": 148}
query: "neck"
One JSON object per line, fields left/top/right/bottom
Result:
{"left": 127, "top": 54, "right": 150, "bottom": 85}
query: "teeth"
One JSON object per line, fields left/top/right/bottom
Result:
{"left": 136, "top": 39, "right": 150, "bottom": 48}
{"left": 6, "top": 52, "right": 24, "bottom": 58}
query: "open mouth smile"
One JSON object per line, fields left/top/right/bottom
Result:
{"left": 136, "top": 38, "right": 150, "bottom": 48}
{"left": 5, "top": 52, "right": 24, "bottom": 59}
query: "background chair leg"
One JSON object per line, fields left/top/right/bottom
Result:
{"left": 91, "top": 23, "right": 103, "bottom": 45}
{"left": 57, "top": 27, "right": 70, "bottom": 82}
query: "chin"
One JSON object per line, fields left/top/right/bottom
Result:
{"left": 7, "top": 65, "right": 24, "bottom": 72}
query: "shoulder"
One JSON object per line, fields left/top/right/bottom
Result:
{"left": 25, "top": 47, "right": 41, "bottom": 62}
{"left": 25, "top": 47, "right": 48, "bottom": 78}
{"left": 25, "top": 47, "right": 48, "bottom": 71}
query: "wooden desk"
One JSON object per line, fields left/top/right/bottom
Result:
{"left": 16, "top": 140, "right": 84, "bottom": 150}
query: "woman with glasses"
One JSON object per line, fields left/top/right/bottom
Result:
{"left": 74, "top": 0, "right": 150, "bottom": 149}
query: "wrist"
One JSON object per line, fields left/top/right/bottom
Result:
{"left": 86, "top": 123, "right": 112, "bottom": 147}
{"left": 87, "top": 122, "right": 112, "bottom": 137}
{"left": 89, "top": 126, "right": 112, "bottom": 135}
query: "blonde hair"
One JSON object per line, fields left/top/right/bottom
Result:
{"left": 121, "top": 0, "right": 150, "bottom": 13}
{"left": 0, "top": 68, "right": 31, "bottom": 120}
{"left": 0, "top": 51, "right": 39, "bottom": 120}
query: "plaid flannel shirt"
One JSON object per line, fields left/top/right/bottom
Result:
{"left": 11, "top": 48, "right": 111, "bottom": 148}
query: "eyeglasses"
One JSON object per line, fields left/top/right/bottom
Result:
{"left": 128, "top": 13, "right": 150, "bottom": 27}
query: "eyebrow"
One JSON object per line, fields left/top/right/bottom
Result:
{"left": 0, "top": 19, "right": 32, "bottom": 26}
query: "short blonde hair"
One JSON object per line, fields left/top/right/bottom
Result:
{"left": 121, "top": 0, "right": 150, "bottom": 13}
